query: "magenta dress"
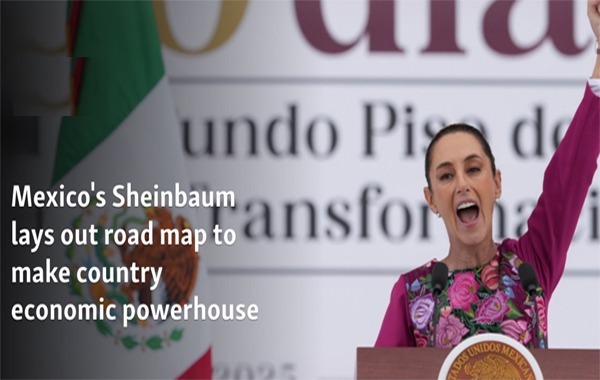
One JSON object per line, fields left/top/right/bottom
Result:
{"left": 375, "top": 83, "right": 600, "bottom": 348}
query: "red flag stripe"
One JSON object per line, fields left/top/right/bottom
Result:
{"left": 67, "top": 0, "right": 82, "bottom": 55}
{"left": 178, "top": 348, "right": 212, "bottom": 380}
{"left": 70, "top": 57, "right": 85, "bottom": 115}
{"left": 67, "top": 0, "right": 84, "bottom": 114}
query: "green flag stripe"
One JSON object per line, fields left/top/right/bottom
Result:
{"left": 52, "top": 0, "right": 165, "bottom": 184}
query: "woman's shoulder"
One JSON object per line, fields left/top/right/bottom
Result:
{"left": 497, "top": 237, "right": 526, "bottom": 261}
{"left": 402, "top": 259, "right": 438, "bottom": 288}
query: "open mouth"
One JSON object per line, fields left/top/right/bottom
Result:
{"left": 457, "top": 201, "right": 479, "bottom": 224}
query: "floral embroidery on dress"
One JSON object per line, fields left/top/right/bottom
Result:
{"left": 404, "top": 250, "right": 547, "bottom": 349}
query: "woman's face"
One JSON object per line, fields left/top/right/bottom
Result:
{"left": 424, "top": 132, "right": 502, "bottom": 248}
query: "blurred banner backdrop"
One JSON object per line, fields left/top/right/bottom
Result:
{"left": 3, "top": 1, "right": 599, "bottom": 379}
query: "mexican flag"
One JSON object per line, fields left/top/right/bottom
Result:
{"left": 49, "top": 1, "right": 212, "bottom": 378}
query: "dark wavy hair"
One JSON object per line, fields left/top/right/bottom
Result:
{"left": 425, "top": 123, "right": 496, "bottom": 190}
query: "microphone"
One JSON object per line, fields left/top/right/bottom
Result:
{"left": 432, "top": 262, "right": 449, "bottom": 296}
{"left": 518, "top": 262, "right": 538, "bottom": 296}
{"left": 518, "top": 262, "right": 545, "bottom": 348}
{"left": 429, "top": 262, "right": 449, "bottom": 347}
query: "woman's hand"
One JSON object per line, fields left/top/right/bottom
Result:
{"left": 589, "top": 0, "right": 600, "bottom": 41}
{"left": 589, "top": 0, "right": 600, "bottom": 78}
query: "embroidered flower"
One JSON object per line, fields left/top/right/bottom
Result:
{"left": 535, "top": 296, "right": 548, "bottom": 334}
{"left": 436, "top": 314, "right": 469, "bottom": 348}
{"left": 409, "top": 278, "right": 421, "bottom": 292}
{"left": 503, "top": 287, "right": 515, "bottom": 299}
{"left": 414, "top": 330, "right": 428, "bottom": 347}
{"left": 508, "top": 253, "right": 522, "bottom": 274}
{"left": 474, "top": 292, "right": 510, "bottom": 324}
{"left": 525, "top": 296, "right": 548, "bottom": 337}
{"left": 409, "top": 294, "right": 435, "bottom": 330}
{"left": 502, "top": 275, "right": 516, "bottom": 287}
{"left": 501, "top": 319, "right": 532, "bottom": 345}
{"left": 481, "top": 260, "right": 500, "bottom": 290}
{"left": 448, "top": 272, "right": 479, "bottom": 311}
{"left": 440, "top": 305, "right": 452, "bottom": 318}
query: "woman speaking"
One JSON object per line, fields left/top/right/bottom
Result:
{"left": 375, "top": 0, "right": 600, "bottom": 349}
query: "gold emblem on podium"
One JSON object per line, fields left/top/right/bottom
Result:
{"left": 438, "top": 334, "right": 543, "bottom": 380}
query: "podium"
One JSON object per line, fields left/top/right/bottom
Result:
{"left": 357, "top": 347, "right": 600, "bottom": 379}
